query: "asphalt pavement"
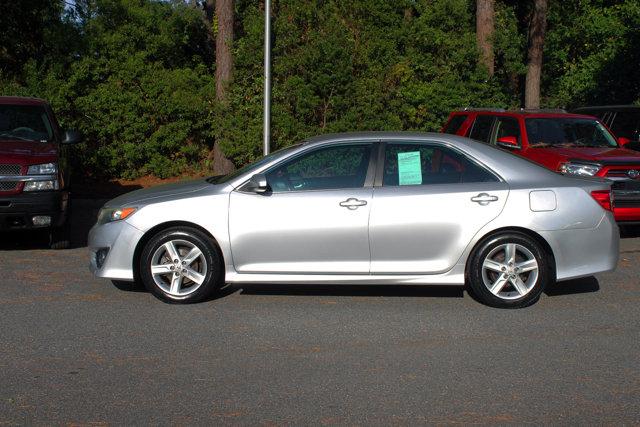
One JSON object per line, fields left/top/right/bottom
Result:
{"left": 1, "top": 199, "right": 639, "bottom": 425}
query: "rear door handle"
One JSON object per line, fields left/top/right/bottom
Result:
{"left": 339, "top": 198, "right": 367, "bottom": 210}
{"left": 471, "top": 193, "right": 499, "bottom": 205}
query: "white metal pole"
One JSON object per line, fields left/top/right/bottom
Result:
{"left": 263, "top": 0, "right": 271, "bottom": 155}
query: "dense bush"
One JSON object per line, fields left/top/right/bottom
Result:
{"left": 1, "top": 0, "right": 638, "bottom": 179}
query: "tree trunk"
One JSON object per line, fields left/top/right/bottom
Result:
{"left": 524, "top": 0, "right": 548, "bottom": 109}
{"left": 476, "top": 0, "right": 495, "bottom": 76}
{"left": 202, "top": 0, "right": 235, "bottom": 175}
{"left": 215, "top": 0, "right": 234, "bottom": 102}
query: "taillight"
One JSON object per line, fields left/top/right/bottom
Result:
{"left": 591, "top": 190, "right": 613, "bottom": 212}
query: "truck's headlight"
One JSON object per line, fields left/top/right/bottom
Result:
{"left": 97, "top": 207, "right": 137, "bottom": 225}
{"left": 559, "top": 162, "right": 601, "bottom": 177}
{"left": 24, "top": 180, "right": 59, "bottom": 191}
{"left": 27, "top": 163, "right": 58, "bottom": 175}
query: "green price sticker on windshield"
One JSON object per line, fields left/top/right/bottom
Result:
{"left": 398, "top": 151, "right": 422, "bottom": 185}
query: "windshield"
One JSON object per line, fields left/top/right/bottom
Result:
{"left": 207, "top": 144, "right": 302, "bottom": 184}
{"left": 0, "top": 104, "right": 54, "bottom": 142}
{"left": 525, "top": 118, "right": 618, "bottom": 148}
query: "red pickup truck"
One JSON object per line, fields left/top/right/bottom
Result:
{"left": 0, "top": 96, "right": 81, "bottom": 248}
{"left": 442, "top": 109, "right": 640, "bottom": 224}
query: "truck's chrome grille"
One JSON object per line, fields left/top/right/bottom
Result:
{"left": 0, "top": 164, "right": 21, "bottom": 191}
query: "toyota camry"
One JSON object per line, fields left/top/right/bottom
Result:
{"left": 89, "top": 132, "right": 619, "bottom": 308}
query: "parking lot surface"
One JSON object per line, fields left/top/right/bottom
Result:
{"left": 1, "top": 199, "right": 639, "bottom": 424}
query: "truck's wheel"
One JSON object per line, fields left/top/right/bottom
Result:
{"left": 49, "top": 224, "right": 70, "bottom": 249}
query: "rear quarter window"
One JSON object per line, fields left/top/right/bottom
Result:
{"left": 468, "top": 115, "right": 495, "bottom": 143}
{"left": 443, "top": 114, "right": 468, "bottom": 135}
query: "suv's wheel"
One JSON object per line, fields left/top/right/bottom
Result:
{"left": 139, "top": 226, "right": 223, "bottom": 303}
{"left": 49, "top": 197, "right": 72, "bottom": 249}
{"left": 467, "top": 232, "right": 552, "bottom": 308}
{"left": 49, "top": 225, "right": 71, "bottom": 249}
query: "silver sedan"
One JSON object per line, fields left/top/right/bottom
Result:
{"left": 88, "top": 132, "right": 619, "bottom": 308}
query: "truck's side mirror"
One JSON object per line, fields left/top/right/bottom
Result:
{"left": 496, "top": 136, "right": 519, "bottom": 149}
{"left": 62, "top": 129, "right": 83, "bottom": 145}
{"left": 618, "top": 137, "right": 631, "bottom": 147}
{"left": 246, "top": 173, "right": 270, "bottom": 193}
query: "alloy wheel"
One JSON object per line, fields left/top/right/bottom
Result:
{"left": 150, "top": 239, "right": 208, "bottom": 297}
{"left": 481, "top": 243, "right": 539, "bottom": 300}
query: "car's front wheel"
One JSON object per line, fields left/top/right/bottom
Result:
{"left": 139, "top": 226, "right": 223, "bottom": 303}
{"left": 467, "top": 232, "right": 553, "bottom": 308}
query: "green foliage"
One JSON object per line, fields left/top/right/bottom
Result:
{"left": 1, "top": 0, "right": 638, "bottom": 178}
{"left": 544, "top": 0, "right": 640, "bottom": 107}
{"left": 1, "top": 0, "right": 215, "bottom": 179}
{"left": 217, "top": 0, "right": 517, "bottom": 167}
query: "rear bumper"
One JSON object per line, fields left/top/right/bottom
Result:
{"left": 0, "top": 190, "right": 69, "bottom": 231}
{"left": 540, "top": 212, "right": 619, "bottom": 281}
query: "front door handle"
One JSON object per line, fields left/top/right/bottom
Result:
{"left": 471, "top": 193, "right": 499, "bottom": 206}
{"left": 339, "top": 198, "right": 367, "bottom": 210}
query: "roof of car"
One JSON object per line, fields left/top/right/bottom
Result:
{"left": 451, "top": 108, "right": 596, "bottom": 119}
{"left": 0, "top": 96, "right": 48, "bottom": 106}
{"left": 303, "top": 131, "right": 459, "bottom": 145}
{"left": 573, "top": 105, "right": 640, "bottom": 112}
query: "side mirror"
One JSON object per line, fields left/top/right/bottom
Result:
{"left": 62, "top": 129, "right": 83, "bottom": 145}
{"left": 618, "top": 137, "right": 631, "bottom": 147}
{"left": 496, "top": 136, "right": 519, "bottom": 149}
{"left": 246, "top": 173, "right": 269, "bottom": 193}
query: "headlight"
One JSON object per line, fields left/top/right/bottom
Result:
{"left": 559, "top": 162, "right": 601, "bottom": 177}
{"left": 97, "top": 207, "right": 137, "bottom": 225}
{"left": 27, "top": 163, "right": 58, "bottom": 175}
{"left": 23, "top": 180, "right": 59, "bottom": 191}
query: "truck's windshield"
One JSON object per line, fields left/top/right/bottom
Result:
{"left": 0, "top": 105, "right": 54, "bottom": 142}
{"left": 525, "top": 118, "right": 618, "bottom": 148}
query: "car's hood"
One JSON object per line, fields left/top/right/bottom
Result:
{"left": 529, "top": 146, "right": 640, "bottom": 165}
{"left": 104, "top": 179, "right": 213, "bottom": 208}
{"left": 0, "top": 140, "right": 58, "bottom": 164}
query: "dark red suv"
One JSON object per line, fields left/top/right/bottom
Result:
{"left": 442, "top": 108, "right": 640, "bottom": 224}
{"left": 0, "top": 96, "right": 81, "bottom": 248}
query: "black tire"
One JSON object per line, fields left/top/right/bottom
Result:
{"left": 139, "top": 226, "right": 223, "bottom": 303}
{"left": 49, "top": 224, "right": 71, "bottom": 249}
{"left": 49, "top": 196, "right": 72, "bottom": 249}
{"left": 467, "top": 232, "right": 553, "bottom": 308}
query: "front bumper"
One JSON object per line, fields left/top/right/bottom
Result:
{"left": 88, "top": 220, "right": 144, "bottom": 281}
{"left": 612, "top": 180, "right": 640, "bottom": 223}
{"left": 0, "top": 190, "right": 68, "bottom": 231}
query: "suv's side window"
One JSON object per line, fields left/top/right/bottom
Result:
{"left": 493, "top": 116, "right": 522, "bottom": 146}
{"left": 443, "top": 114, "right": 468, "bottom": 134}
{"left": 468, "top": 115, "right": 495, "bottom": 143}
{"left": 266, "top": 143, "right": 372, "bottom": 192}
{"left": 382, "top": 142, "right": 499, "bottom": 187}
{"left": 610, "top": 111, "right": 640, "bottom": 141}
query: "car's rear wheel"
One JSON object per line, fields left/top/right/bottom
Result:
{"left": 139, "top": 226, "right": 223, "bottom": 303}
{"left": 467, "top": 232, "right": 552, "bottom": 308}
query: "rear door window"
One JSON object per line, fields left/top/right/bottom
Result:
{"left": 443, "top": 114, "right": 468, "bottom": 134}
{"left": 382, "top": 142, "right": 499, "bottom": 186}
{"left": 468, "top": 115, "right": 495, "bottom": 143}
{"left": 610, "top": 111, "right": 640, "bottom": 141}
